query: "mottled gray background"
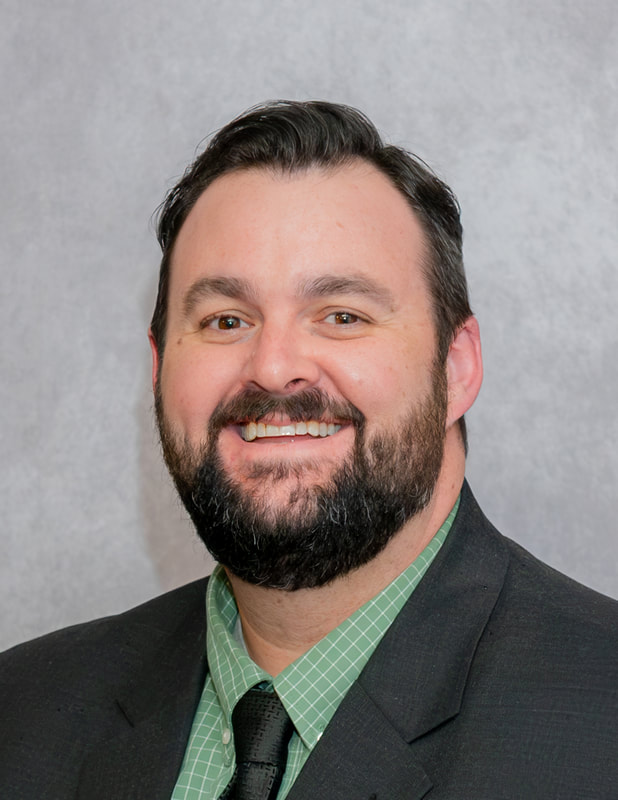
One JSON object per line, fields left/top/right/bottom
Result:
{"left": 2, "top": 0, "right": 617, "bottom": 650}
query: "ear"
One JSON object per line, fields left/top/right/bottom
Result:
{"left": 445, "top": 316, "right": 483, "bottom": 428}
{"left": 148, "top": 328, "right": 160, "bottom": 393}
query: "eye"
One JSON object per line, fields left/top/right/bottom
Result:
{"left": 324, "top": 311, "right": 360, "bottom": 325}
{"left": 201, "top": 315, "right": 250, "bottom": 331}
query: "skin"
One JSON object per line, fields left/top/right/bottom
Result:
{"left": 150, "top": 161, "right": 483, "bottom": 675}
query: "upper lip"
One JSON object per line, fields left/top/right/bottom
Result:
{"left": 232, "top": 416, "right": 346, "bottom": 426}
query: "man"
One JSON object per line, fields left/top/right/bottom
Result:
{"left": 1, "top": 101, "right": 616, "bottom": 799}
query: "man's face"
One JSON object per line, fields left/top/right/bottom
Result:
{"left": 153, "top": 162, "right": 450, "bottom": 588}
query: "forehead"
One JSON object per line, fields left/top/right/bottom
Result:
{"left": 169, "top": 161, "right": 431, "bottom": 307}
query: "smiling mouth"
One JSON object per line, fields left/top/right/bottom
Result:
{"left": 240, "top": 421, "right": 343, "bottom": 442}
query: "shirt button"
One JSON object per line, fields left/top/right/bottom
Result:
{"left": 222, "top": 727, "right": 231, "bottom": 745}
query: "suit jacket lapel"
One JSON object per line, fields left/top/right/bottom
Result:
{"left": 363, "top": 481, "right": 509, "bottom": 742}
{"left": 288, "top": 679, "right": 433, "bottom": 800}
{"left": 76, "top": 484, "right": 508, "bottom": 800}
{"left": 76, "top": 581, "right": 208, "bottom": 800}
{"left": 289, "top": 482, "right": 510, "bottom": 800}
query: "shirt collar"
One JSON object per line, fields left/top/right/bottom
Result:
{"left": 206, "top": 495, "right": 459, "bottom": 750}
{"left": 206, "top": 571, "right": 270, "bottom": 725}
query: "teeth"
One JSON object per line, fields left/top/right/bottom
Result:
{"left": 241, "top": 421, "right": 342, "bottom": 442}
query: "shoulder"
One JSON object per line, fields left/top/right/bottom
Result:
{"left": 455, "top": 484, "right": 617, "bottom": 671}
{"left": 487, "top": 519, "right": 617, "bottom": 659}
{"left": 483, "top": 532, "right": 618, "bottom": 706}
{"left": 0, "top": 578, "right": 208, "bottom": 798}
{"left": 0, "top": 577, "right": 208, "bottom": 733}
{"left": 430, "top": 486, "right": 618, "bottom": 792}
{"left": 444, "top": 483, "right": 618, "bottom": 712}
{"left": 465, "top": 489, "right": 616, "bottom": 761}
{"left": 0, "top": 576, "right": 209, "bottom": 676}
{"left": 456, "top": 481, "right": 617, "bottom": 650}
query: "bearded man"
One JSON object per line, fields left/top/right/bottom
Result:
{"left": 1, "top": 101, "right": 616, "bottom": 800}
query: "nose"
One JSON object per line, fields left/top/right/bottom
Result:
{"left": 242, "top": 321, "right": 321, "bottom": 395}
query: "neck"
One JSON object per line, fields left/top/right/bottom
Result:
{"left": 226, "top": 431, "right": 465, "bottom": 676}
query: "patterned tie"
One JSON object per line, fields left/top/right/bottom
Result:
{"left": 219, "top": 687, "right": 294, "bottom": 800}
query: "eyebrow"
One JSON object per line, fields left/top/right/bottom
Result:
{"left": 182, "top": 276, "right": 257, "bottom": 318}
{"left": 296, "top": 274, "right": 396, "bottom": 309}
{"left": 181, "top": 272, "right": 396, "bottom": 317}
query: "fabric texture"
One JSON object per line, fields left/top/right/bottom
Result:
{"left": 1, "top": 482, "right": 617, "bottom": 799}
{"left": 173, "top": 500, "right": 455, "bottom": 799}
{"left": 218, "top": 688, "right": 294, "bottom": 800}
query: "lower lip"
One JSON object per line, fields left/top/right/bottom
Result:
{"left": 223, "top": 424, "right": 352, "bottom": 449}
{"left": 244, "top": 434, "right": 325, "bottom": 445}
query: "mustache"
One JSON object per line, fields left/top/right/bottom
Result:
{"left": 208, "top": 387, "right": 365, "bottom": 435}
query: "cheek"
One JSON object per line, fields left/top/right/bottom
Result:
{"left": 159, "top": 344, "right": 234, "bottom": 435}
{"left": 325, "top": 345, "right": 423, "bottom": 423}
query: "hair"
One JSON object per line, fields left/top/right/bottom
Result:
{"left": 152, "top": 100, "right": 472, "bottom": 447}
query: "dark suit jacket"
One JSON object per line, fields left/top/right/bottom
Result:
{"left": 1, "top": 483, "right": 617, "bottom": 799}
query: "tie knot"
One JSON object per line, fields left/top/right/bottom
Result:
{"left": 232, "top": 687, "right": 294, "bottom": 767}
{"left": 221, "top": 687, "right": 294, "bottom": 800}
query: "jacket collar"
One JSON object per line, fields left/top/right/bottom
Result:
{"left": 362, "top": 480, "right": 509, "bottom": 742}
{"left": 287, "top": 481, "right": 509, "bottom": 800}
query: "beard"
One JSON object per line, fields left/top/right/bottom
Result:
{"left": 155, "top": 367, "right": 448, "bottom": 591}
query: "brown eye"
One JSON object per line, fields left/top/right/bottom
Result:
{"left": 217, "top": 316, "right": 241, "bottom": 329}
{"left": 201, "top": 314, "right": 250, "bottom": 332}
{"left": 333, "top": 312, "right": 358, "bottom": 324}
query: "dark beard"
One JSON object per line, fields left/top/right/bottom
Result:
{"left": 156, "top": 371, "right": 448, "bottom": 590}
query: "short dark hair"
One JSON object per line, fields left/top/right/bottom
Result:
{"left": 152, "top": 100, "right": 472, "bottom": 444}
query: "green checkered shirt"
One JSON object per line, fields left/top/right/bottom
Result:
{"left": 171, "top": 498, "right": 458, "bottom": 799}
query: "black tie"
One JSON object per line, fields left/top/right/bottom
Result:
{"left": 219, "top": 687, "right": 294, "bottom": 800}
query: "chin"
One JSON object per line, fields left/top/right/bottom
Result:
{"left": 232, "top": 454, "right": 338, "bottom": 484}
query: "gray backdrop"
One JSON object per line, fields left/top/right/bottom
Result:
{"left": 2, "top": 0, "right": 617, "bottom": 650}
